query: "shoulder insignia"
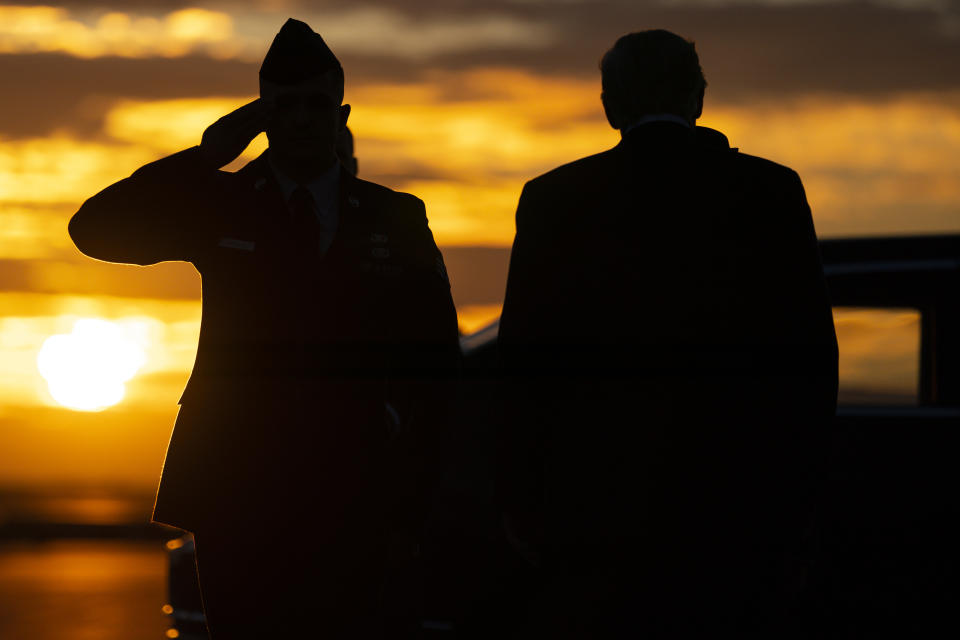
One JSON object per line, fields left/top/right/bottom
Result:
{"left": 348, "top": 195, "right": 360, "bottom": 208}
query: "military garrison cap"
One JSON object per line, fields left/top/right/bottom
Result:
{"left": 260, "top": 18, "right": 341, "bottom": 85}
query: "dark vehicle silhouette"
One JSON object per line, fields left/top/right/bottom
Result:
{"left": 163, "top": 233, "right": 959, "bottom": 638}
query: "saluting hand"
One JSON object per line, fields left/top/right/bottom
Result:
{"left": 199, "top": 99, "right": 269, "bottom": 169}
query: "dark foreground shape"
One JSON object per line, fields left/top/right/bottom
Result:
{"left": 165, "top": 234, "right": 959, "bottom": 638}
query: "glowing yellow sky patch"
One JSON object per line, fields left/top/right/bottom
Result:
{"left": 104, "top": 98, "right": 268, "bottom": 160}
{"left": 359, "top": 82, "right": 960, "bottom": 242}
{"left": 401, "top": 180, "right": 521, "bottom": 246}
{"left": 701, "top": 94, "right": 960, "bottom": 173}
{"left": 0, "top": 205, "right": 76, "bottom": 259}
{"left": 834, "top": 307, "right": 920, "bottom": 400}
{"left": 457, "top": 303, "right": 502, "bottom": 334}
{"left": 1, "top": 10, "right": 955, "bottom": 492}
{"left": 349, "top": 71, "right": 614, "bottom": 177}
{"left": 699, "top": 93, "right": 960, "bottom": 234}
{"left": 0, "top": 5, "right": 555, "bottom": 62}
{"left": 0, "top": 6, "right": 238, "bottom": 59}
{"left": 65, "top": 77, "right": 959, "bottom": 248}
{"left": 2, "top": 83, "right": 958, "bottom": 266}
{"left": 313, "top": 9, "right": 555, "bottom": 58}
{"left": 0, "top": 137, "right": 155, "bottom": 204}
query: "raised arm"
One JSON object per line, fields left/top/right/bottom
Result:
{"left": 69, "top": 99, "right": 268, "bottom": 266}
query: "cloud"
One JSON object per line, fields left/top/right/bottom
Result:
{"left": 0, "top": 53, "right": 257, "bottom": 139}
{"left": 104, "top": 96, "right": 265, "bottom": 155}
{"left": 367, "top": 1, "right": 960, "bottom": 99}
{"left": 301, "top": 7, "right": 556, "bottom": 59}
{"left": 0, "top": 205, "right": 77, "bottom": 260}
{"left": 0, "top": 136, "right": 157, "bottom": 204}
{"left": 0, "top": 6, "right": 242, "bottom": 59}
{"left": 346, "top": 70, "right": 613, "bottom": 179}
{"left": 0, "top": 260, "right": 201, "bottom": 299}
{"left": 698, "top": 92, "right": 960, "bottom": 236}
{"left": 2, "top": 78, "right": 958, "bottom": 267}
{"left": 1, "top": 6, "right": 958, "bottom": 313}
{"left": 0, "top": 4, "right": 557, "bottom": 62}
{"left": 1, "top": 0, "right": 954, "bottom": 492}
{"left": 348, "top": 74, "right": 960, "bottom": 242}
{"left": 3, "top": 0, "right": 960, "bottom": 142}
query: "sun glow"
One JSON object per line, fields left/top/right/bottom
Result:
{"left": 36, "top": 318, "right": 147, "bottom": 411}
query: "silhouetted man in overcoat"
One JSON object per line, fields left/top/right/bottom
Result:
{"left": 498, "top": 30, "right": 838, "bottom": 637}
{"left": 69, "top": 19, "right": 460, "bottom": 638}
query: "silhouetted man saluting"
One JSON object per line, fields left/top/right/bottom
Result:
{"left": 498, "top": 30, "right": 838, "bottom": 636}
{"left": 69, "top": 18, "right": 459, "bottom": 639}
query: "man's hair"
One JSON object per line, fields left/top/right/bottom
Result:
{"left": 600, "top": 30, "right": 706, "bottom": 126}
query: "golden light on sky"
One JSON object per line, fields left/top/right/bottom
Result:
{"left": 0, "top": 4, "right": 556, "bottom": 62}
{"left": 0, "top": 137, "right": 154, "bottom": 206}
{"left": 0, "top": 6, "right": 239, "bottom": 59}
{"left": 1, "top": 0, "right": 958, "bottom": 490}
{"left": 0, "top": 296, "right": 200, "bottom": 414}
{"left": 2, "top": 78, "right": 955, "bottom": 250}
{"left": 104, "top": 98, "right": 266, "bottom": 155}
{"left": 833, "top": 308, "right": 920, "bottom": 403}
{"left": 36, "top": 318, "right": 146, "bottom": 411}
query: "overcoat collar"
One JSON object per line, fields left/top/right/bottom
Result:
{"left": 618, "top": 122, "right": 733, "bottom": 153}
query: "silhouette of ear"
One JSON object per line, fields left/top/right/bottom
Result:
{"left": 601, "top": 92, "right": 621, "bottom": 130}
{"left": 338, "top": 104, "right": 351, "bottom": 133}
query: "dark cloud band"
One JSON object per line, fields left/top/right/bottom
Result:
{"left": 1, "top": 1, "right": 958, "bottom": 139}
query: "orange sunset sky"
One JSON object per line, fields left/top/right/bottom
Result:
{"left": 0, "top": 0, "right": 957, "bottom": 492}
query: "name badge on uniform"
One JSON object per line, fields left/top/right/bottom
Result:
{"left": 218, "top": 237, "right": 256, "bottom": 251}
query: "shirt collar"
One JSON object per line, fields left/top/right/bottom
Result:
{"left": 268, "top": 151, "right": 340, "bottom": 210}
{"left": 622, "top": 113, "right": 693, "bottom": 135}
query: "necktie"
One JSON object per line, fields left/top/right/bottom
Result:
{"left": 288, "top": 186, "right": 321, "bottom": 255}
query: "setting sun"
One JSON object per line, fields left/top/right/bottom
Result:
{"left": 36, "top": 318, "right": 147, "bottom": 411}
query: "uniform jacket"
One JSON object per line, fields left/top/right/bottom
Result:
{"left": 69, "top": 147, "right": 461, "bottom": 533}
{"left": 497, "top": 122, "right": 838, "bottom": 624}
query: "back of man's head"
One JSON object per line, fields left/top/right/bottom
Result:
{"left": 600, "top": 30, "right": 706, "bottom": 129}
